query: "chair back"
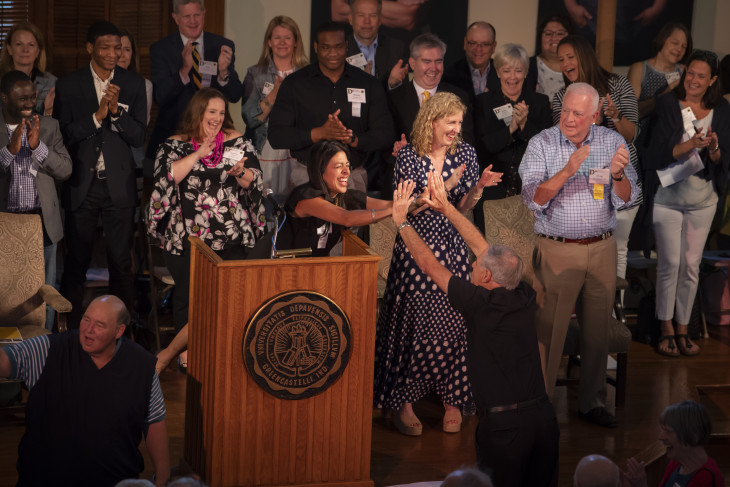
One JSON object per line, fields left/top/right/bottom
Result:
{"left": 0, "top": 213, "right": 46, "bottom": 327}
{"left": 369, "top": 218, "right": 397, "bottom": 298}
{"left": 482, "top": 196, "right": 537, "bottom": 284}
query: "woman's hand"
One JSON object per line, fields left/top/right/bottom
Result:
{"left": 226, "top": 156, "right": 248, "bottom": 177}
{"left": 603, "top": 93, "right": 621, "bottom": 121}
{"left": 393, "top": 179, "right": 416, "bottom": 226}
{"left": 421, "top": 171, "right": 449, "bottom": 214}
{"left": 44, "top": 87, "right": 55, "bottom": 116}
{"left": 621, "top": 457, "right": 648, "bottom": 487}
{"left": 477, "top": 164, "right": 503, "bottom": 190}
{"left": 510, "top": 101, "right": 529, "bottom": 132}
{"left": 195, "top": 136, "right": 216, "bottom": 159}
{"left": 444, "top": 164, "right": 465, "bottom": 190}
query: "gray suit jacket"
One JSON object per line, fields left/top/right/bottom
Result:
{"left": 0, "top": 113, "right": 72, "bottom": 243}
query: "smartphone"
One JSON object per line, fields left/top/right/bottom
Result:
{"left": 692, "top": 120, "right": 706, "bottom": 138}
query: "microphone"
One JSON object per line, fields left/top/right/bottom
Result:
{"left": 262, "top": 188, "right": 284, "bottom": 218}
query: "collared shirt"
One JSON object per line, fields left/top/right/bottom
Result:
{"left": 470, "top": 60, "right": 489, "bottom": 95}
{"left": 519, "top": 124, "right": 638, "bottom": 239}
{"left": 0, "top": 123, "right": 49, "bottom": 211}
{"left": 268, "top": 63, "right": 394, "bottom": 166}
{"left": 90, "top": 63, "right": 115, "bottom": 171}
{"left": 354, "top": 35, "right": 378, "bottom": 76}
{"left": 413, "top": 80, "right": 438, "bottom": 107}
{"left": 179, "top": 32, "right": 227, "bottom": 88}
{"left": 5, "top": 333, "right": 166, "bottom": 423}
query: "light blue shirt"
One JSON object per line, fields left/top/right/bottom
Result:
{"left": 470, "top": 61, "right": 489, "bottom": 95}
{"left": 355, "top": 36, "right": 378, "bottom": 76}
{"left": 519, "top": 124, "right": 638, "bottom": 239}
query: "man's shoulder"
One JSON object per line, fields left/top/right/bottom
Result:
{"left": 591, "top": 124, "right": 624, "bottom": 145}
{"left": 438, "top": 82, "right": 470, "bottom": 103}
{"left": 150, "top": 33, "right": 179, "bottom": 51}
{"left": 446, "top": 57, "right": 469, "bottom": 74}
{"left": 280, "top": 64, "right": 316, "bottom": 86}
{"left": 204, "top": 31, "right": 234, "bottom": 47}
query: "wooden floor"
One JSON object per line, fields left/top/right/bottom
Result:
{"left": 2, "top": 325, "right": 730, "bottom": 487}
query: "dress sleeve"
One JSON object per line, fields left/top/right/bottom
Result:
{"left": 146, "top": 371, "right": 167, "bottom": 424}
{"left": 146, "top": 140, "right": 182, "bottom": 246}
{"left": 394, "top": 144, "right": 425, "bottom": 193}
{"left": 552, "top": 89, "right": 565, "bottom": 126}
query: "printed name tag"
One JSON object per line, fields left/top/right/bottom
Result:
{"left": 262, "top": 82, "right": 274, "bottom": 96}
{"left": 681, "top": 106, "right": 697, "bottom": 137}
{"left": 347, "top": 88, "right": 366, "bottom": 103}
{"left": 588, "top": 168, "right": 610, "bottom": 185}
{"left": 199, "top": 60, "right": 218, "bottom": 76}
{"left": 222, "top": 147, "right": 245, "bottom": 166}
{"left": 665, "top": 71, "right": 681, "bottom": 85}
{"left": 346, "top": 53, "right": 368, "bottom": 68}
{"left": 493, "top": 103, "right": 513, "bottom": 120}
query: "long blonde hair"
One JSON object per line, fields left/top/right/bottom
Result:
{"left": 0, "top": 22, "right": 48, "bottom": 78}
{"left": 410, "top": 92, "right": 466, "bottom": 157}
{"left": 256, "top": 16, "right": 308, "bottom": 69}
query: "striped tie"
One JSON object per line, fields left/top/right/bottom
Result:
{"left": 423, "top": 90, "right": 430, "bottom": 103}
{"left": 191, "top": 41, "right": 202, "bottom": 89}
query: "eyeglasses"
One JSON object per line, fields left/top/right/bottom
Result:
{"left": 466, "top": 41, "right": 494, "bottom": 49}
{"left": 543, "top": 30, "right": 568, "bottom": 38}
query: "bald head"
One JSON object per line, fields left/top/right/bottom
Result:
{"left": 463, "top": 21, "right": 496, "bottom": 71}
{"left": 90, "top": 295, "right": 130, "bottom": 326}
{"left": 573, "top": 455, "right": 620, "bottom": 487}
{"left": 441, "top": 468, "right": 493, "bottom": 487}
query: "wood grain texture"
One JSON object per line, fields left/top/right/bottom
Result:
{"left": 185, "top": 233, "right": 379, "bottom": 487}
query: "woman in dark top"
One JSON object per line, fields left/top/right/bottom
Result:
{"left": 148, "top": 88, "right": 265, "bottom": 372}
{"left": 475, "top": 43, "right": 551, "bottom": 200}
{"left": 278, "top": 140, "right": 393, "bottom": 256}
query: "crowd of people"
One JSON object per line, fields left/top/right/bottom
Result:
{"left": 0, "top": 0, "right": 728, "bottom": 485}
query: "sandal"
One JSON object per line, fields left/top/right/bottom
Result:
{"left": 676, "top": 334, "right": 700, "bottom": 356}
{"left": 656, "top": 335, "right": 680, "bottom": 357}
{"left": 443, "top": 409, "right": 462, "bottom": 433}
{"left": 393, "top": 411, "right": 422, "bottom": 436}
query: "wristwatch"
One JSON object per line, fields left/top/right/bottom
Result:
{"left": 611, "top": 171, "right": 625, "bottom": 181}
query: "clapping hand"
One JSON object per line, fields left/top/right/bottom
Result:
{"left": 511, "top": 101, "right": 529, "bottom": 131}
{"left": 388, "top": 59, "right": 409, "bottom": 89}
{"left": 27, "top": 115, "right": 40, "bottom": 150}
{"left": 226, "top": 157, "right": 248, "bottom": 178}
{"left": 477, "top": 164, "right": 503, "bottom": 189}
{"left": 393, "top": 179, "right": 416, "bottom": 226}
{"left": 218, "top": 45, "right": 233, "bottom": 79}
{"left": 421, "top": 170, "right": 450, "bottom": 214}
{"left": 610, "top": 143, "right": 629, "bottom": 178}
{"left": 392, "top": 133, "right": 408, "bottom": 157}
{"left": 7, "top": 118, "right": 26, "bottom": 155}
{"left": 444, "top": 164, "right": 465, "bottom": 190}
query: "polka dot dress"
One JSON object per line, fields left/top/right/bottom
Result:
{"left": 374, "top": 143, "right": 479, "bottom": 411}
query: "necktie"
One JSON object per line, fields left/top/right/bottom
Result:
{"left": 191, "top": 41, "right": 202, "bottom": 89}
{"left": 423, "top": 90, "right": 430, "bottom": 103}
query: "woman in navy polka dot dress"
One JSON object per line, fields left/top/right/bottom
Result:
{"left": 374, "top": 92, "right": 501, "bottom": 436}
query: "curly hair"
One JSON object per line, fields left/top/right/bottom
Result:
{"left": 255, "top": 16, "right": 308, "bottom": 69}
{"left": 177, "top": 88, "right": 235, "bottom": 141}
{"left": 410, "top": 91, "right": 466, "bottom": 157}
{"left": 0, "top": 22, "right": 48, "bottom": 78}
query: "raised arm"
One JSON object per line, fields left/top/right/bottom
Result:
{"left": 293, "top": 195, "right": 392, "bottom": 226}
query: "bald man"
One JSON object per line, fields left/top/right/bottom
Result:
{"left": 573, "top": 455, "right": 621, "bottom": 487}
{"left": 0, "top": 295, "right": 170, "bottom": 487}
{"left": 442, "top": 468, "right": 494, "bottom": 487}
{"left": 443, "top": 21, "right": 501, "bottom": 100}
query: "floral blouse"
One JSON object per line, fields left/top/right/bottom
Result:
{"left": 147, "top": 136, "right": 266, "bottom": 255}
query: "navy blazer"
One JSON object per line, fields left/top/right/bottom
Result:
{"left": 148, "top": 31, "right": 242, "bottom": 157}
{"left": 442, "top": 57, "right": 501, "bottom": 103}
{"left": 387, "top": 80, "right": 475, "bottom": 145}
{"left": 53, "top": 65, "right": 147, "bottom": 211}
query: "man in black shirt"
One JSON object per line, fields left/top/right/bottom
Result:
{"left": 268, "top": 22, "right": 394, "bottom": 193}
{"left": 391, "top": 174, "right": 559, "bottom": 487}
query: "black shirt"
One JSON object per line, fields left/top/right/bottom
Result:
{"left": 448, "top": 277, "right": 545, "bottom": 410}
{"left": 268, "top": 63, "right": 394, "bottom": 167}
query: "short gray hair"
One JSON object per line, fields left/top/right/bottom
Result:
{"left": 173, "top": 0, "right": 204, "bottom": 14}
{"left": 565, "top": 82, "right": 600, "bottom": 113}
{"left": 410, "top": 33, "right": 446, "bottom": 60}
{"left": 114, "top": 480, "right": 155, "bottom": 487}
{"left": 493, "top": 43, "right": 529, "bottom": 72}
{"left": 480, "top": 244, "right": 524, "bottom": 290}
{"left": 660, "top": 400, "right": 712, "bottom": 447}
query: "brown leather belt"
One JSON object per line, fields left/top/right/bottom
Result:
{"left": 484, "top": 395, "right": 548, "bottom": 415}
{"left": 538, "top": 231, "right": 612, "bottom": 245}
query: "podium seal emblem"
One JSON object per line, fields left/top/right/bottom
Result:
{"left": 243, "top": 291, "right": 351, "bottom": 400}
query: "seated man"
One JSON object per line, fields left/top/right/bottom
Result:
{"left": 0, "top": 295, "right": 169, "bottom": 487}
{"left": 391, "top": 174, "right": 559, "bottom": 487}
{"left": 573, "top": 455, "right": 621, "bottom": 487}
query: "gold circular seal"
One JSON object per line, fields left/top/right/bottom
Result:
{"left": 243, "top": 291, "right": 351, "bottom": 400}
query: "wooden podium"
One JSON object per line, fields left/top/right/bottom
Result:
{"left": 184, "top": 232, "right": 381, "bottom": 487}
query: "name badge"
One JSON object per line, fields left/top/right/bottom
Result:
{"left": 347, "top": 88, "right": 366, "bottom": 103}
{"left": 346, "top": 53, "right": 368, "bottom": 68}
{"left": 493, "top": 103, "right": 513, "bottom": 126}
{"left": 665, "top": 71, "right": 681, "bottom": 85}
{"left": 262, "top": 82, "right": 274, "bottom": 96}
{"left": 222, "top": 147, "right": 245, "bottom": 166}
{"left": 593, "top": 184, "right": 604, "bottom": 200}
{"left": 199, "top": 60, "right": 218, "bottom": 76}
{"left": 681, "top": 106, "right": 697, "bottom": 137}
{"left": 588, "top": 168, "right": 610, "bottom": 185}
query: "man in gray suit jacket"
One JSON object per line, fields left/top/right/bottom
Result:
{"left": 0, "top": 70, "right": 72, "bottom": 330}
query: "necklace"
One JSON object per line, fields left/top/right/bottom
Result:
{"left": 191, "top": 131, "right": 224, "bottom": 167}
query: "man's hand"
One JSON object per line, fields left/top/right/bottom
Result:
{"left": 106, "top": 84, "right": 121, "bottom": 115}
{"left": 218, "top": 45, "right": 233, "bottom": 79}
{"left": 180, "top": 40, "right": 195, "bottom": 78}
{"left": 7, "top": 118, "right": 25, "bottom": 155}
{"left": 421, "top": 170, "right": 450, "bottom": 214}
{"left": 565, "top": 145, "right": 590, "bottom": 177}
{"left": 388, "top": 59, "right": 409, "bottom": 89}
{"left": 95, "top": 97, "right": 109, "bottom": 123}
{"left": 564, "top": 0, "right": 592, "bottom": 28}
{"left": 610, "top": 143, "right": 629, "bottom": 177}
{"left": 476, "top": 164, "right": 503, "bottom": 190}
{"left": 44, "top": 86, "right": 55, "bottom": 116}
{"left": 392, "top": 133, "right": 408, "bottom": 156}
{"left": 312, "top": 109, "right": 352, "bottom": 142}
{"left": 27, "top": 115, "right": 40, "bottom": 150}
{"left": 392, "top": 179, "right": 416, "bottom": 226}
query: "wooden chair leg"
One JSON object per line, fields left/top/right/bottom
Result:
{"left": 615, "top": 352, "right": 627, "bottom": 408}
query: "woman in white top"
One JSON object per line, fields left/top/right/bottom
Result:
{"left": 526, "top": 15, "right": 571, "bottom": 103}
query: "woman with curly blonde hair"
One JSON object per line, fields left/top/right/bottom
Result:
{"left": 374, "top": 91, "right": 501, "bottom": 436}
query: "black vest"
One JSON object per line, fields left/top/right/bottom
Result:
{"left": 18, "top": 330, "right": 156, "bottom": 487}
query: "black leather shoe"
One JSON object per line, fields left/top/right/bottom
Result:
{"left": 578, "top": 407, "right": 617, "bottom": 428}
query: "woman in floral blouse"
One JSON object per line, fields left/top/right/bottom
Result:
{"left": 147, "top": 88, "right": 265, "bottom": 372}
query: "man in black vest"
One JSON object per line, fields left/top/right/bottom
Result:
{"left": 0, "top": 295, "right": 170, "bottom": 487}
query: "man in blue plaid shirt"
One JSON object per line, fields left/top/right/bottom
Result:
{"left": 519, "top": 82, "right": 638, "bottom": 428}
